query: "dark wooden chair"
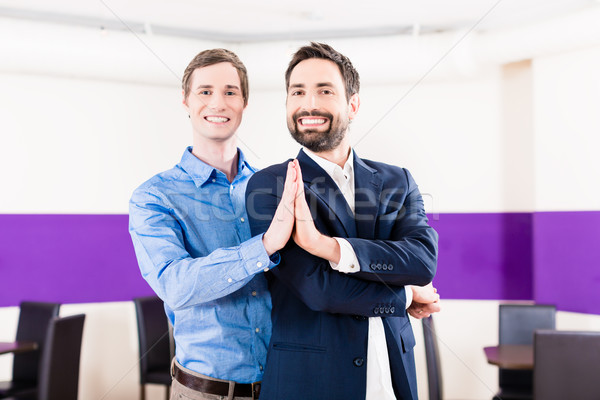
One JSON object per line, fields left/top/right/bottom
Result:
{"left": 494, "top": 304, "right": 555, "bottom": 400}
{"left": 133, "top": 296, "right": 172, "bottom": 400}
{"left": 534, "top": 330, "right": 600, "bottom": 400}
{"left": 3, "top": 314, "right": 86, "bottom": 400}
{"left": 422, "top": 315, "right": 443, "bottom": 400}
{"left": 0, "top": 302, "right": 60, "bottom": 399}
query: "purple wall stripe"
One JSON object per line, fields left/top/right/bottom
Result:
{"left": 0, "top": 214, "right": 153, "bottom": 307}
{"left": 428, "top": 213, "right": 534, "bottom": 301}
{"left": 1, "top": 212, "right": 598, "bottom": 314}
{"left": 533, "top": 211, "right": 600, "bottom": 315}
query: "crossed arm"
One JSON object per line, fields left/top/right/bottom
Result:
{"left": 247, "top": 160, "right": 441, "bottom": 318}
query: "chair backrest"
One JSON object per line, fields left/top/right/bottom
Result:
{"left": 534, "top": 330, "right": 600, "bottom": 400}
{"left": 499, "top": 304, "right": 556, "bottom": 345}
{"left": 12, "top": 301, "right": 61, "bottom": 383}
{"left": 38, "top": 314, "right": 86, "bottom": 400}
{"left": 133, "top": 296, "right": 171, "bottom": 383}
{"left": 422, "top": 316, "right": 443, "bottom": 400}
{"left": 498, "top": 304, "right": 556, "bottom": 392}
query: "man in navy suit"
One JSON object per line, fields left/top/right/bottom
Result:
{"left": 246, "top": 42, "right": 440, "bottom": 400}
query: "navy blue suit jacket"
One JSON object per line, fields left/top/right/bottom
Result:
{"left": 246, "top": 150, "right": 438, "bottom": 400}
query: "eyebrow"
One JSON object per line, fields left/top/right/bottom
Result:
{"left": 289, "top": 82, "right": 334, "bottom": 89}
{"left": 195, "top": 84, "right": 240, "bottom": 90}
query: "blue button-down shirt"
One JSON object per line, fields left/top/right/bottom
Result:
{"left": 129, "top": 147, "right": 276, "bottom": 383}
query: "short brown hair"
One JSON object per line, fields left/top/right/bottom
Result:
{"left": 182, "top": 48, "right": 249, "bottom": 106}
{"left": 285, "top": 42, "right": 360, "bottom": 101}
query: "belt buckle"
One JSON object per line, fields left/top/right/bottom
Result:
{"left": 251, "top": 382, "right": 261, "bottom": 400}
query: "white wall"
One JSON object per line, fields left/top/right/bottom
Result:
{"left": 532, "top": 44, "right": 600, "bottom": 211}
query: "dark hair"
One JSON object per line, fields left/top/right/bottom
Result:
{"left": 182, "top": 48, "right": 249, "bottom": 106}
{"left": 285, "top": 42, "right": 360, "bottom": 101}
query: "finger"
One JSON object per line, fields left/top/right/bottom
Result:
{"left": 282, "top": 163, "right": 297, "bottom": 203}
{"left": 424, "top": 302, "right": 442, "bottom": 313}
{"left": 294, "top": 160, "right": 305, "bottom": 195}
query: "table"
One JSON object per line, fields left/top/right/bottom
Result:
{"left": 0, "top": 341, "right": 38, "bottom": 355}
{"left": 484, "top": 344, "right": 533, "bottom": 370}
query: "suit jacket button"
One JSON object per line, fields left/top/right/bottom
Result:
{"left": 370, "top": 264, "right": 375, "bottom": 270}
{"left": 390, "top": 307, "right": 396, "bottom": 313}
{"left": 376, "top": 263, "right": 382, "bottom": 270}
{"left": 382, "top": 264, "right": 388, "bottom": 270}
{"left": 373, "top": 308, "right": 379, "bottom": 315}
{"left": 388, "top": 264, "right": 394, "bottom": 270}
{"left": 353, "top": 357, "right": 364, "bottom": 367}
{"left": 384, "top": 307, "right": 390, "bottom": 313}
{"left": 379, "top": 306, "right": 385, "bottom": 314}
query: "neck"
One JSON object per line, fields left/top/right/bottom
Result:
{"left": 311, "top": 136, "right": 351, "bottom": 168}
{"left": 192, "top": 137, "right": 239, "bottom": 182}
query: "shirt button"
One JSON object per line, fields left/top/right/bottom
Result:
{"left": 349, "top": 264, "right": 355, "bottom": 269}
{"left": 240, "top": 217, "right": 245, "bottom": 222}
{"left": 263, "top": 268, "right": 269, "bottom": 272}
{"left": 255, "top": 328, "right": 260, "bottom": 333}
{"left": 227, "top": 278, "right": 232, "bottom": 283}
{"left": 251, "top": 291, "right": 257, "bottom": 297}
{"left": 257, "top": 261, "right": 263, "bottom": 268}
{"left": 353, "top": 357, "right": 364, "bottom": 367}
{"left": 259, "top": 365, "right": 263, "bottom": 371}
{"left": 212, "top": 179, "right": 216, "bottom": 183}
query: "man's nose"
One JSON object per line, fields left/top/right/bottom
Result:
{"left": 300, "top": 93, "right": 318, "bottom": 111}
{"left": 208, "top": 93, "right": 226, "bottom": 111}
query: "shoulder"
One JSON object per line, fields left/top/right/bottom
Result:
{"left": 358, "top": 157, "right": 413, "bottom": 187}
{"left": 131, "top": 165, "right": 190, "bottom": 203}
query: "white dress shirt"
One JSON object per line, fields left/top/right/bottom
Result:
{"left": 303, "top": 148, "right": 412, "bottom": 400}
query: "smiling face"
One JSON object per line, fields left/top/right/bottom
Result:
{"left": 183, "top": 62, "right": 246, "bottom": 144}
{"left": 286, "top": 58, "right": 359, "bottom": 153}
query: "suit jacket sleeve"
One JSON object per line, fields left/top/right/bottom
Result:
{"left": 246, "top": 168, "right": 407, "bottom": 317}
{"left": 347, "top": 168, "right": 438, "bottom": 287}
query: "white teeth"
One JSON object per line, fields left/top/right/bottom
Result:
{"left": 206, "top": 116, "right": 229, "bottom": 123}
{"left": 301, "top": 118, "right": 326, "bottom": 125}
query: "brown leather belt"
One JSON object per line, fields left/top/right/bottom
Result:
{"left": 173, "top": 363, "right": 261, "bottom": 399}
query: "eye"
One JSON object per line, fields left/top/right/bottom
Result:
{"left": 199, "top": 90, "right": 211, "bottom": 95}
{"left": 289, "top": 90, "right": 303, "bottom": 96}
{"left": 225, "top": 91, "right": 237, "bottom": 96}
{"left": 321, "top": 89, "right": 333, "bottom": 95}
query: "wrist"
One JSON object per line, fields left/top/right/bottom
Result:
{"left": 313, "top": 235, "right": 340, "bottom": 263}
{"left": 262, "top": 232, "right": 276, "bottom": 256}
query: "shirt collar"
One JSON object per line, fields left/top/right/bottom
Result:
{"left": 179, "top": 146, "right": 256, "bottom": 187}
{"left": 302, "top": 147, "right": 354, "bottom": 180}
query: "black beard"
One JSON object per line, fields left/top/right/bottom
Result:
{"left": 288, "top": 110, "right": 347, "bottom": 152}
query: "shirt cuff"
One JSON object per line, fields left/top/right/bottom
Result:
{"left": 329, "top": 238, "right": 359, "bottom": 273}
{"left": 405, "top": 286, "right": 413, "bottom": 309}
{"left": 239, "top": 234, "right": 278, "bottom": 276}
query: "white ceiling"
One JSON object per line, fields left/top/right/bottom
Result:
{"left": 0, "top": 0, "right": 597, "bottom": 42}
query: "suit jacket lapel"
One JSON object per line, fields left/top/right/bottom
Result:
{"left": 297, "top": 150, "right": 357, "bottom": 238}
{"left": 353, "top": 153, "right": 382, "bottom": 240}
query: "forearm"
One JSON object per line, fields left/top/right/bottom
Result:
{"left": 272, "top": 242, "right": 407, "bottom": 317}
{"left": 347, "top": 234, "right": 437, "bottom": 286}
{"left": 132, "top": 233, "right": 274, "bottom": 310}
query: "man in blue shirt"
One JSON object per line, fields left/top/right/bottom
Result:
{"left": 129, "top": 49, "right": 297, "bottom": 400}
